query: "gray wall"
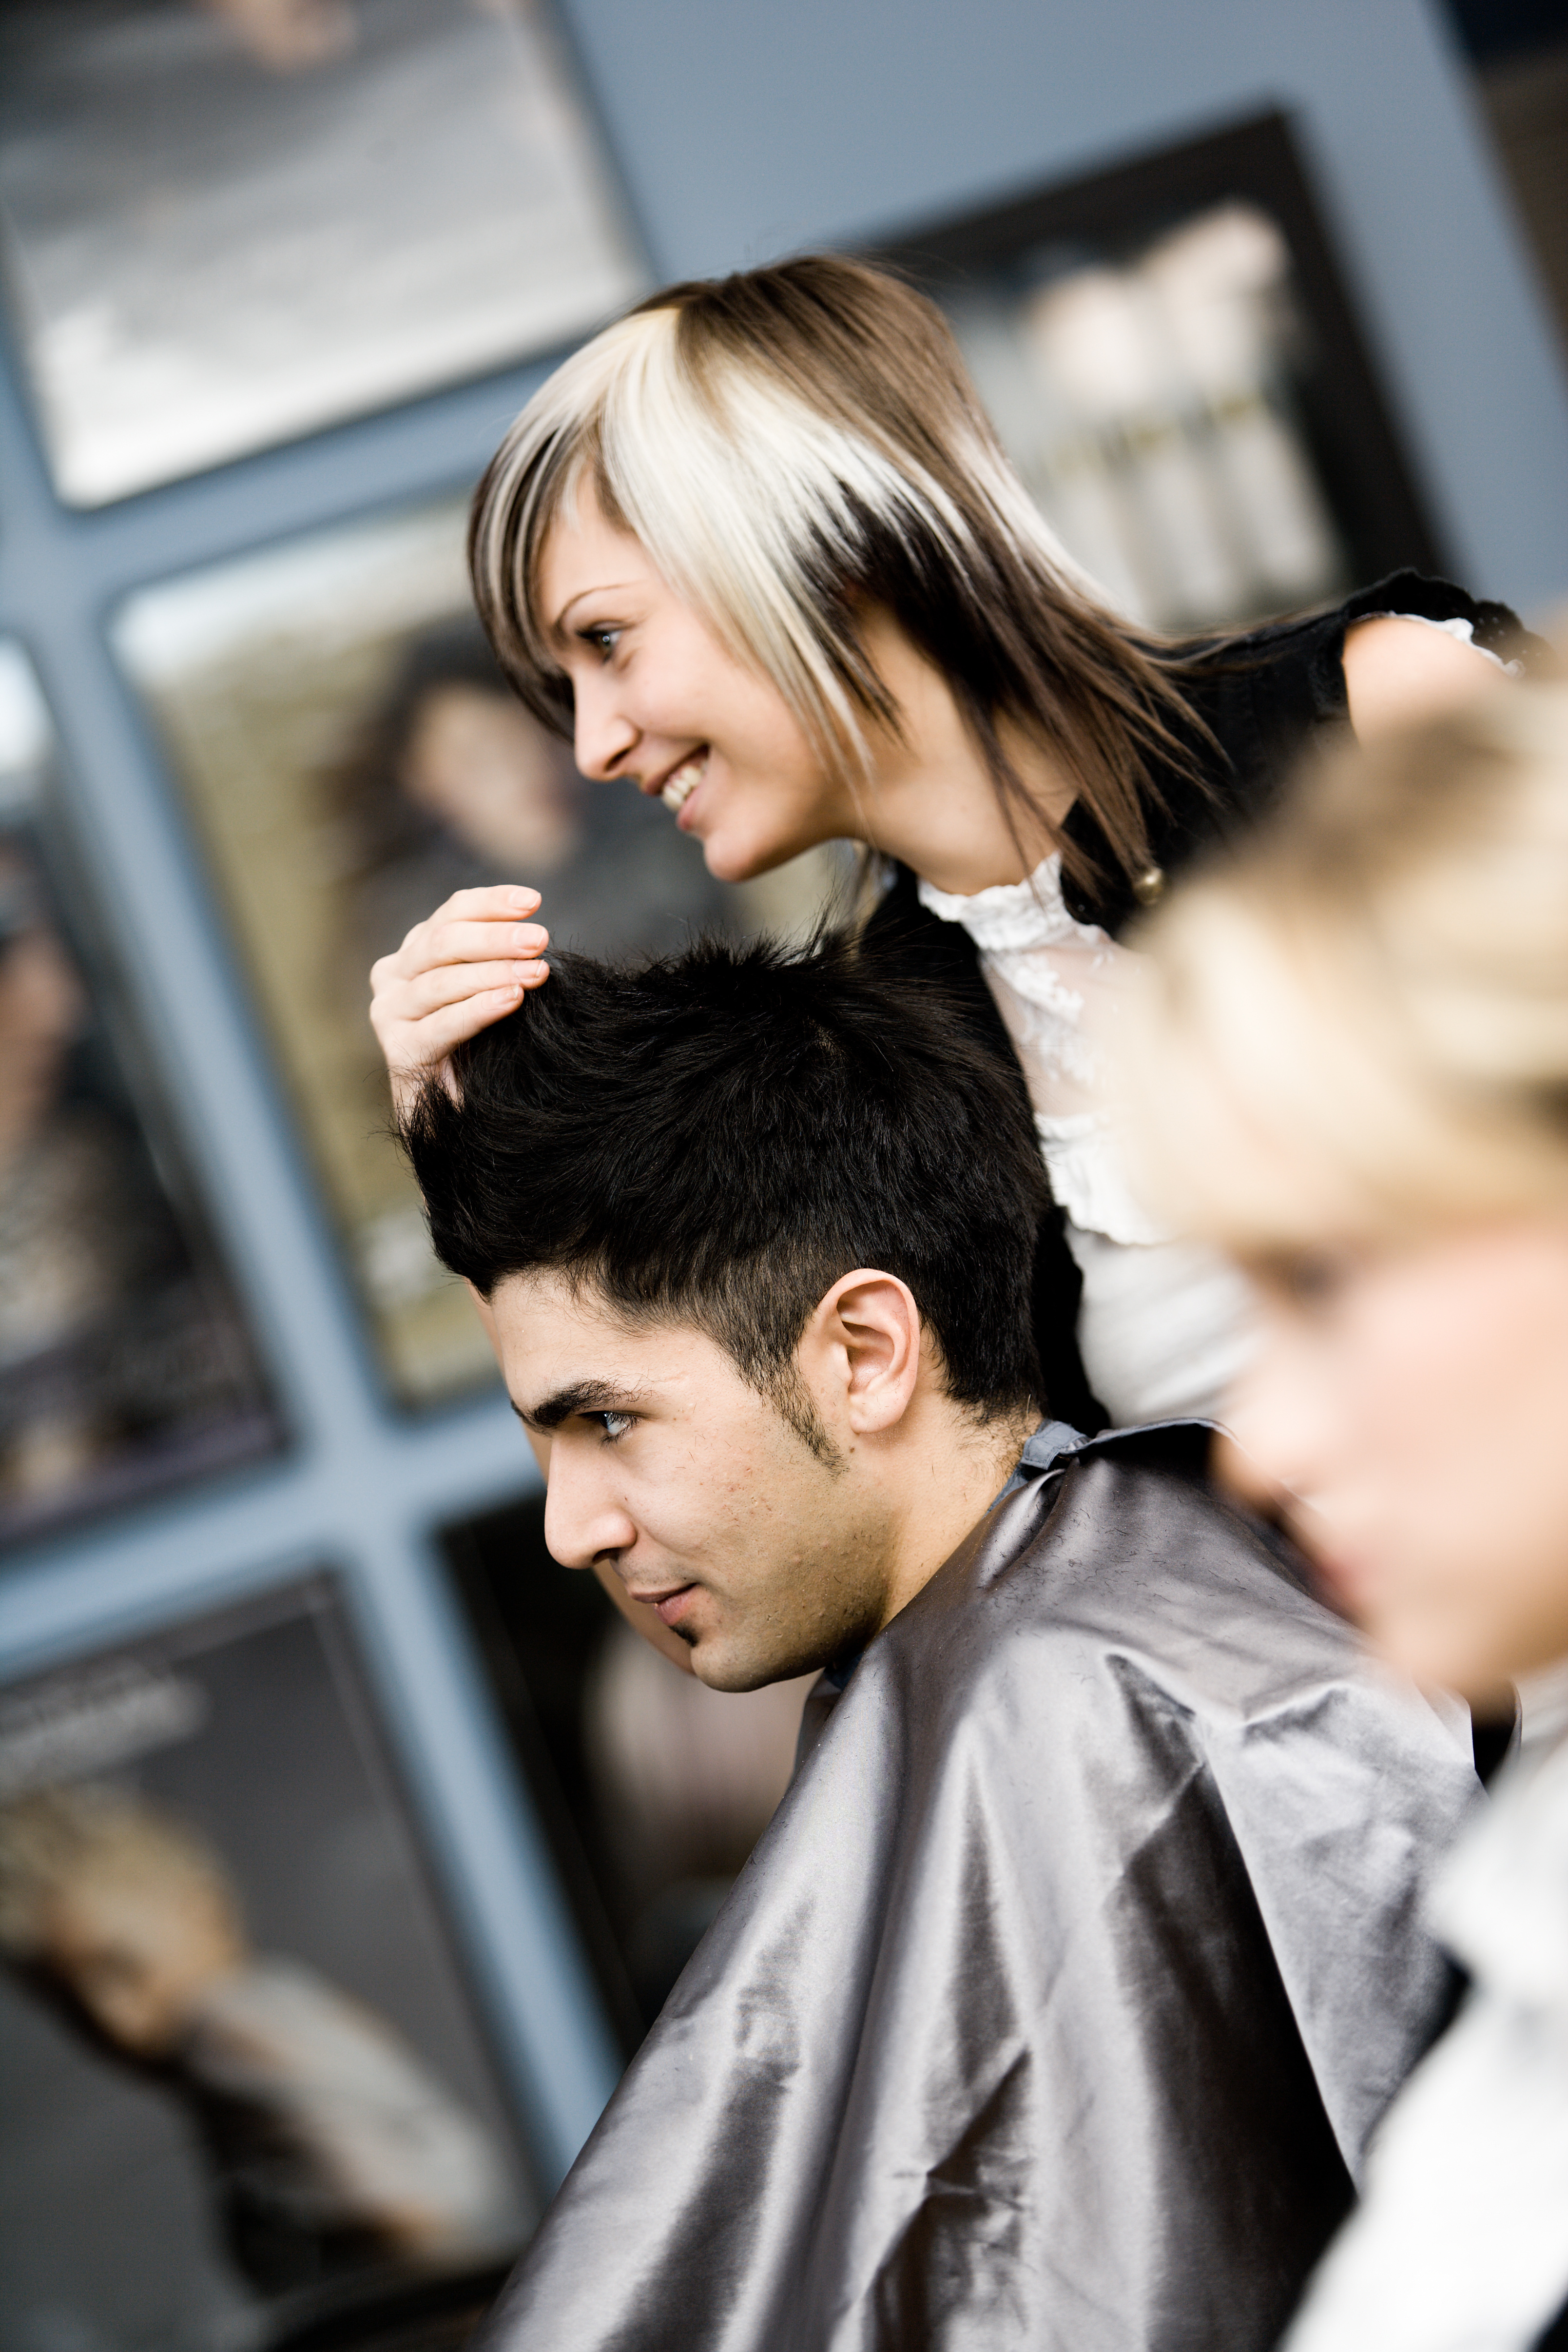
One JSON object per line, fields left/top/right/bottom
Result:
{"left": 562, "top": 0, "right": 1568, "bottom": 610}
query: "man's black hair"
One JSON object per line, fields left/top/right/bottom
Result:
{"left": 401, "top": 931, "right": 1048, "bottom": 1437}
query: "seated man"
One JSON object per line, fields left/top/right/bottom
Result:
{"left": 402, "top": 933, "right": 1480, "bottom": 2352}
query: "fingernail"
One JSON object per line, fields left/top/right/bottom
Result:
{"left": 507, "top": 888, "right": 540, "bottom": 912}
{"left": 512, "top": 924, "right": 546, "bottom": 948}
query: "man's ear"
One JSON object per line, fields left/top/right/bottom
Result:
{"left": 803, "top": 1269, "right": 923, "bottom": 1437}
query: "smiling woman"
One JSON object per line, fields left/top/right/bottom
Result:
{"left": 369, "top": 253, "right": 1545, "bottom": 1433}
{"left": 530, "top": 486, "right": 853, "bottom": 889}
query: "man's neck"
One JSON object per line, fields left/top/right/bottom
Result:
{"left": 871, "top": 1404, "right": 1038, "bottom": 1634}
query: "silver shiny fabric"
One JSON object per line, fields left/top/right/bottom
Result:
{"left": 483, "top": 1423, "right": 1482, "bottom": 2352}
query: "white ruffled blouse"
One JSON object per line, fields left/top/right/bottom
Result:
{"left": 918, "top": 854, "right": 1255, "bottom": 1425}
{"left": 917, "top": 615, "right": 1512, "bottom": 1426}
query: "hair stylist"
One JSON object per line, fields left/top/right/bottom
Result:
{"left": 369, "top": 255, "right": 1545, "bottom": 1434}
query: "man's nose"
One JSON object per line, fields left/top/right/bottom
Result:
{"left": 543, "top": 1447, "right": 638, "bottom": 1573}
{"left": 573, "top": 675, "right": 639, "bottom": 784}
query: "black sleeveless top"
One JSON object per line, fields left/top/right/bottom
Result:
{"left": 862, "top": 571, "right": 1550, "bottom": 1430}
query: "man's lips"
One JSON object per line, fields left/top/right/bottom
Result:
{"left": 628, "top": 1582, "right": 698, "bottom": 1626}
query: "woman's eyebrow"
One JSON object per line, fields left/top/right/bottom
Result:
{"left": 511, "top": 1380, "right": 649, "bottom": 1433}
{"left": 551, "top": 582, "right": 640, "bottom": 639}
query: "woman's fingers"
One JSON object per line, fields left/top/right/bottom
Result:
{"left": 368, "top": 883, "right": 553, "bottom": 1105}
{"left": 428, "top": 882, "right": 542, "bottom": 923}
{"left": 375, "top": 982, "right": 536, "bottom": 1115}
{"left": 370, "top": 928, "right": 548, "bottom": 1004}
{"left": 402, "top": 956, "right": 548, "bottom": 1014}
{"left": 407, "top": 883, "right": 542, "bottom": 958}
{"left": 421, "top": 916, "right": 549, "bottom": 969}
{"left": 371, "top": 964, "right": 544, "bottom": 1059}
{"left": 393, "top": 991, "right": 529, "bottom": 1064}
{"left": 380, "top": 916, "right": 549, "bottom": 984}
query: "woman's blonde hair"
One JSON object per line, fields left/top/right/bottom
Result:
{"left": 0, "top": 1783, "right": 240, "bottom": 1957}
{"left": 1125, "top": 683, "right": 1568, "bottom": 1248}
{"left": 469, "top": 254, "right": 1207, "bottom": 894}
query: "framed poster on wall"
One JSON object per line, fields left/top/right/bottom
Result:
{"left": 0, "top": 1574, "right": 538, "bottom": 2352}
{"left": 870, "top": 110, "right": 1444, "bottom": 633}
{"left": 116, "top": 499, "right": 841, "bottom": 1408}
{"left": 0, "top": 641, "right": 279, "bottom": 1550}
{"left": 0, "top": 0, "right": 644, "bottom": 505}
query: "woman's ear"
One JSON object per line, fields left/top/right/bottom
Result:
{"left": 806, "top": 1268, "right": 923, "bottom": 1437}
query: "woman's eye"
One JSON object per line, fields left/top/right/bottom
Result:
{"left": 599, "top": 1410, "right": 635, "bottom": 1442}
{"left": 581, "top": 625, "right": 621, "bottom": 661}
{"left": 1257, "top": 1247, "right": 1356, "bottom": 1315}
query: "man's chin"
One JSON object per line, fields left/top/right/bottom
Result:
{"left": 686, "top": 1636, "right": 800, "bottom": 1694}
{"left": 688, "top": 1649, "right": 770, "bottom": 1693}
{"left": 690, "top": 1632, "right": 846, "bottom": 1693}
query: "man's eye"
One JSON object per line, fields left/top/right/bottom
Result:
{"left": 599, "top": 1411, "right": 635, "bottom": 1442}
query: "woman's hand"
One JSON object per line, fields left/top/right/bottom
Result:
{"left": 370, "top": 883, "right": 550, "bottom": 1113}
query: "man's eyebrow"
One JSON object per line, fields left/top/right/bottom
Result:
{"left": 512, "top": 1380, "right": 649, "bottom": 1434}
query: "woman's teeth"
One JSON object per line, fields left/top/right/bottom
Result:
{"left": 660, "top": 759, "right": 704, "bottom": 814}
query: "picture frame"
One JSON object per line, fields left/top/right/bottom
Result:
{"left": 0, "top": 1571, "right": 538, "bottom": 2351}
{"left": 868, "top": 109, "right": 1444, "bottom": 631}
{"left": 0, "top": 0, "right": 644, "bottom": 505}
{"left": 0, "top": 640, "right": 280, "bottom": 1549}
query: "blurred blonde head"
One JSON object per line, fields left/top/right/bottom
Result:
{"left": 0, "top": 1781, "right": 239, "bottom": 1959}
{"left": 1126, "top": 683, "right": 1568, "bottom": 1252}
{"left": 0, "top": 1784, "right": 249, "bottom": 2054}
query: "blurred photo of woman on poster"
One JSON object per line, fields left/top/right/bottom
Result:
{"left": 0, "top": 1782, "right": 517, "bottom": 2303}
{"left": 0, "top": 823, "right": 272, "bottom": 1538}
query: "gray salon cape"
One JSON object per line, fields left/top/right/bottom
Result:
{"left": 482, "top": 1422, "right": 1482, "bottom": 2352}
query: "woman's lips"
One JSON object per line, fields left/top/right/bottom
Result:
{"left": 659, "top": 753, "right": 707, "bottom": 824}
{"left": 1296, "top": 1532, "right": 1376, "bottom": 1622}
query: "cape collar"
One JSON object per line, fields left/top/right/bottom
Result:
{"left": 997, "top": 1413, "right": 1221, "bottom": 1503}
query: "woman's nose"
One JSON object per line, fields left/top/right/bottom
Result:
{"left": 1227, "top": 1336, "right": 1332, "bottom": 1507}
{"left": 573, "top": 674, "right": 639, "bottom": 784}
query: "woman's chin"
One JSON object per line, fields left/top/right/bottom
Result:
{"left": 701, "top": 831, "right": 797, "bottom": 885}
{"left": 1358, "top": 1603, "right": 1516, "bottom": 1708}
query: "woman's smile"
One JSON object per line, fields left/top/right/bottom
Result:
{"left": 656, "top": 752, "right": 707, "bottom": 819}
